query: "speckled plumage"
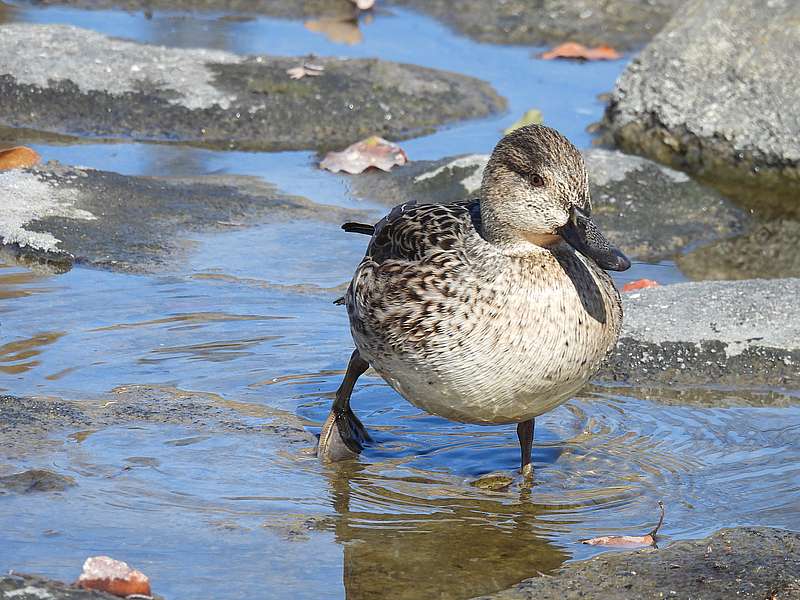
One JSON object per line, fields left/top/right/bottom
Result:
{"left": 345, "top": 198, "right": 622, "bottom": 423}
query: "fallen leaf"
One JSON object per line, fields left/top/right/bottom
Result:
{"left": 0, "top": 146, "right": 41, "bottom": 170}
{"left": 540, "top": 42, "right": 621, "bottom": 61}
{"left": 504, "top": 108, "right": 544, "bottom": 134}
{"left": 286, "top": 62, "right": 325, "bottom": 80}
{"left": 581, "top": 501, "right": 665, "bottom": 548}
{"left": 351, "top": 0, "right": 375, "bottom": 9}
{"left": 320, "top": 136, "right": 408, "bottom": 174}
{"left": 76, "top": 556, "right": 151, "bottom": 598}
{"left": 305, "top": 18, "right": 362, "bottom": 45}
{"left": 623, "top": 278, "right": 660, "bottom": 292}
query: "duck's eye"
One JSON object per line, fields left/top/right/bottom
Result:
{"left": 529, "top": 174, "right": 545, "bottom": 187}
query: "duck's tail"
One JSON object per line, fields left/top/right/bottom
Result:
{"left": 342, "top": 222, "right": 375, "bottom": 235}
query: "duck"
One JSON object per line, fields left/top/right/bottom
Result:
{"left": 318, "top": 124, "right": 630, "bottom": 476}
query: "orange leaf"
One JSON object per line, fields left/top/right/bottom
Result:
{"left": 320, "top": 136, "right": 408, "bottom": 174}
{"left": 623, "top": 278, "right": 659, "bottom": 292}
{"left": 581, "top": 501, "right": 664, "bottom": 548}
{"left": 540, "top": 42, "right": 621, "bottom": 61}
{"left": 76, "top": 556, "right": 151, "bottom": 598}
{"left": 0, "top": 146, "right": 41, "bottom": 170}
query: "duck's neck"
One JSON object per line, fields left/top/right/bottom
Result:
{"left": 480, "top": 194, "right": 561, "bottom": 257}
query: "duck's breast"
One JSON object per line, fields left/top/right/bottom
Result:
{"left": 350, "top": 246, "right": 622, "bottom": 424}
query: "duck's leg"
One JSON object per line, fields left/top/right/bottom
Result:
{"left": 517, "top": 419, "right": 535, "bottom": 478}
{"left": 318, "top": 350, "right": 371, "bottom": 462}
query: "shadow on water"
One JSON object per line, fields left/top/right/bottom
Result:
{"left": 324, "top": 462, "right": 567, "bottom": 600}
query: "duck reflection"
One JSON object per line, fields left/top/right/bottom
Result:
{"left": 323, "top": 462, "right": 568, "bottom": 600}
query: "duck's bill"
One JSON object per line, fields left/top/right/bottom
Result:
{"left": 557, "top": 207, "right": 631, "bottom": 272}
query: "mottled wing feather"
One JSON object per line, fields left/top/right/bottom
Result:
{"left": 366, "top": 199, "right": 482, "bottom": 264}
{"left": 346, "top": 199, "right": 488, "bottom": 354}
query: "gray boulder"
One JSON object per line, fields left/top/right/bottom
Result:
{"left": 0, "top": 162, "right": 365, "bottom": 273}
{"left": 0, "top": 24, "right": 505, "bottom": 151}
{"left": 602, "top": 0, "right": 800, "bottom": 212}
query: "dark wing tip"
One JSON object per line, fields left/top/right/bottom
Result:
{"left": 342, "top": 222, "right": 375, "bottom": 235}
{"left": 333, "top": 296, "right": 346, "bottom": 305}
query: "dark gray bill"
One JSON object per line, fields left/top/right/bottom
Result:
{"left": 557, "top": 206, "right": 631, "bottom": 271}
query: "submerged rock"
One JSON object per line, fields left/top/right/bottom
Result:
{"left": 603, "top": 278, "right": 800, "bottom": 387}
{"left": 0, "top": 24, "right": 505, "bottom": 150}
{"left": 0, "top": 469, "right": 76, "bottom": 494}
{"left": 0, "top": 162, "right": 365, "bottom": 273}
{"left": 602, "top": 0, "right": 800, "bottom": 213}
{"left": 350, "top": 148, "right": 748, "bottom": 262}
{"left": 481, "top": 527, "right": 800, "bottom": 600}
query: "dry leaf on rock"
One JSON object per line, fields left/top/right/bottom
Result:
{"left": 76, "top": 556, "right": 152, "bottom": 598}
{"left": 582, "top": 501, "right": 665, "bottom": 548}
{"left": 320, "top": 136, "right": 408, "bottom": 174}
{"left": 540, "top": 42, "right": 621, "bottom": 61}
{"left": 305, "top": 18, "right": 363, "bottom": 45}
{"left": 286, "top": 62, "right": 325, "bottom": 80}
{"left": 623, "top": 278, "right": 660, "bottom": 292}
{"left": 0, "top": 146, "right": 41, "bottom": 170}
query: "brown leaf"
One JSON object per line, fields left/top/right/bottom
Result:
{"left": 581, "top": 501, "right": 665, "bottom": 548}
{"left": 305, "top": 18, "right": 363, "bottom": 45}
{"left": 320, "top": 136, "right": 408, "bottom": 174}
{"left": 540, "top": 42, "right": 621, "bottom": 61}
{"left": 76, "top": 556, "right": 151, "bottom": 598}
{"left": 286, "top": 62, "right": 325, "bottom": 80}
{"left": 0, "top": 146, "right": 41, "bottom": 170}
{"left": 623, "top": 278, "right": 659, "bottom": 292}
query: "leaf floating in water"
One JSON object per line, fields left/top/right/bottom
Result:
{"left": 286, "top": 62, "right": 325, "bottom": 80}
{"left": 540, "top": 42, "right": 621, "bottom": 61}
{"left": 504, "top": 108, "right": 544, "bottom": 134}
{"left": 0, "top": 146, "right": 41, "bottom": 170}
{"left": 623, "top": 278, "right": 660, "bottom": 292}
{"left": 76, "top": 556, "right": 151, "bottom": 598}
{"left": 320, "top": 136, "right": 408, "bottom": 174}
{"left": 581, "top": 501, "right": 665, "bottom": 548}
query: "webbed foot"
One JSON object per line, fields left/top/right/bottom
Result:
{"left": 318, "top": 406, "right": 371, "bottom": 462}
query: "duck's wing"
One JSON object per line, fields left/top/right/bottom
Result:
{"left": 362, "top": 199, "right": 483, "bottom": 264}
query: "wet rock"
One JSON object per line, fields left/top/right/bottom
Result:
{"left": 393, "top": 0, "right": 684, "bottom": 50}
{"left": 601, "top": 278, "right": 800, "bottom": 387}
{"left": 480, "top": 527, "right": 800, "bottom": 600}
{"left": 602, "top": 0, "right": 800, "bottom": 213}
{"left": 24, "top": 0, "right": 358, "bottom": 19}
{"left": 0, "top": 469, "right": 76, "bottom": 493}
{"left": 350, "top": 148, "right": 748, "bottom": 261}
{"left": 14, "top": 0, "right": 681, "bottom": 50}
{"left": 0, "top": 574, "right": 120, "bottom": 600}
{"left": 677, "top": 218, "right": 800, "bottom": 281}
{"left": 0, "top": 24, "right": 505, "bottom": 151}
{"left": 0, "top": 161, "right": 365, "bottom": 273}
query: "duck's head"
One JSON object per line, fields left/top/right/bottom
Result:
{"left": 480, "top": 124, "right": 630, "bottom": 271}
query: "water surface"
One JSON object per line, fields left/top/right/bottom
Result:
{"left": 0, "top": 4, "right": 797, "bottom": 600}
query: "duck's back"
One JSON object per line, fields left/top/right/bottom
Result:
{"left": 345, "top": 199, "right": 622, "bottom": 424}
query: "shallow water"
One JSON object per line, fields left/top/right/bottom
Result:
{"left": 0, "top": 3, "right": 798, "bottom": 600}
